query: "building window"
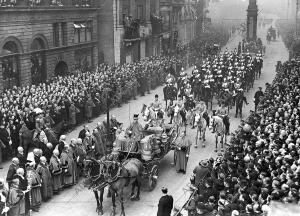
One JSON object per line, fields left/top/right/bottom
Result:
{"left": 61, "top": 22, "right": 68, "bottom": 46}
{"left": 53, "top": 23, "right": 60, "bottom": 47}
{"left": 137, "top": 5, "right": 144, "bottom": 21}
{"left": 73, "top": 21, "right": 92, "bottom": 43}
{"left": 86, "top": 21, "right": 92, "bottom": 41}
{"left": 2, "top": 41, "right": 20, "bottom": 89}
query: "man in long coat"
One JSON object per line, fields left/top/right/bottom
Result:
{"left": 157, "top": 187, "right": 173, "bottom": 216}
{"left": 85, "top": 96, "right": 95, "bottom": 122}
{"left": 7, "top": 178, "right": 24, "bottom": 216}
{"left": 92, "top": 128, "right": 106, "bottom": 159}
{"left": 60, "top": 145, "right": 74, "bottom": 187}
{"left": 68, "top": 102, "right": 77, "bottom": 129}
{"left": 49, "top": 149, "right": 62, "bottom": 194}
{"left": 6, "top": 158, "right": 19, "bottom": 187}
{"left": 69, "top": 139, "right": 78, "bottom": 184}
{"left": 0, "top": 179, "right": 9, "bottom": 216}
{"left": 174, "top": 132, "right": 191, "bottom": 174}
{"left": 36, "top": 156, "right": 53, "bottom": 201}
{"left": 26, "top": 162, "right": 42, "bottom": 212}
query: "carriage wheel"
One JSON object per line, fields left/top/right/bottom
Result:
{"left": 148, "top": 165, "right": 158, "bottom": 191}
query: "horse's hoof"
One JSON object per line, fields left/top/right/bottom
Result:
{"left": 203, "top": 138, "right": 206, "bottom": 141}
{"left": 202, "top": 145, "right": 205, "bottom": 148}
{"left": 194, "top": 145, "right": 198, "bottom": 148}
{"left": 214, "top": 149, "right": 218, "bottom": 152}
{"left": 221, "top": 148, "right": 224, "bottom": 152}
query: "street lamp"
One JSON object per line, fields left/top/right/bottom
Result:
{"left": 102, "top": 85, "right": 112, "bottom": 153}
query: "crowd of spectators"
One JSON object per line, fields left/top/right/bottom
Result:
{"left": 187, "top": 59, "right": 300, "bottom": 216}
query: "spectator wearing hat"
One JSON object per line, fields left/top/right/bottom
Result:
{"left": 14, "top": 168, "right": 30, "bottom": 216}
{"left": 44, "top": 142, "right": 53, "bottom": 163}
{"left": 36, "top": 156, "right": 53, "bottom": 201}
{"left": 75, "top": 138, "right": 87, "bottom": 178}
{"left": 58, "top": 135, "right": 67, "bottom": 157}
{"left": 6, "top": 178, "right": 24, "bottom": 216}
{"left": 126, "top": 114, "right": 144, "bottom": 142}
{"left": 157, "top": 187, "right": 173, "bottom": 216}
{"left": 68, "top": 101, "right": 79, "bottom": 130}
{"left": 49, "top": 149, "right": 62, "bottom": 194}
{"left": 174, "top": 131, "right": 191, "bottom": 174}
{"left": 92, "top": 128, "right": 106, "bottom": 159}
{"left": 69, "top": 139, "right": 78, "bottom": 184}
{"left": 235, "top": 90, "right": 249, "bottom": 118}
{"left": 0, "top": 178, "right": 8, "bottom": 216}
{"left": 192, "top": 160, "right": 210, "bottom": 188}
{"left": 78, "top": 125, "right": 89, "bottom": 141}
{"left": 61, "top": 144, "right": 74, "bottom": 188}
{"left": 254, "top": 87, "right": 264, "bottom": 112}
{"left": 85, "top": 95, "right": 95, "bottom": 123}
{"left": 26, "top": 161, "right": 42, "bottom": 212}
{"left": 16, "top": 147, "right": 26, "bottom": 169}
{"left": 6, "top": 157, "right": 19, "bottom": 187}
{"left": 0, "top": 121, "right": 11, "bottom": 166}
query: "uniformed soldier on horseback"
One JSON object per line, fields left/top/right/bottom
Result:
{"left": 149, "top": 94, "right": 164, "bottom": 119}
{"left": 216, "top": 103, "right": 230, "bottom": 135}
{"left": 192, "top": 100, "right": 209, "bottom": 129}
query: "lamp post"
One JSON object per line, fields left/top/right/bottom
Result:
{"left": 103, "top": 85, "right": 112, "bottom": 153}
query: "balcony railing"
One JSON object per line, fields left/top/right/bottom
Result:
{"left": 123, "top": 17, "right": 140, "bottom": 40}
{"left": 0, "top": 0, "right": 95, "bottom": 8}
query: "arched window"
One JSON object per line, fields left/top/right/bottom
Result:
{"left": 1, "top": 41, "right": 20, "bottom": 90}
{"left": 31, "top": 37, "right": 46, "bottom": 85}
{"left": 54, "top": 61, "right": 68, "bottom": 77}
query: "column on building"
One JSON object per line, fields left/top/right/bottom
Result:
{"left": 0, "top": 58, "right": 3, "bottom": 92}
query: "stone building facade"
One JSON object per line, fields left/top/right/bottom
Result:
{"left": 0, "top": 1, "right": 98, "bottom": 92}
{"left": 99, "top": 0, "right": 162, "bottom": 65}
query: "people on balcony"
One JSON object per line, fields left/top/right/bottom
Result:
{"left": 0, "top": 0, "right": 16, "bottom": 7}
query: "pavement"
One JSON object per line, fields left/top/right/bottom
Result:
{"left": 1, "top": 18, "right": 288, "bottom": 216}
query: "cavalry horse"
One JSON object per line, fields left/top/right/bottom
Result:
{"left": 210, "top": 115, "right": 227, "bottom": 152}
{"left": 141, "top": 104, "right": 164, "bottom": 122}
{"left": 173, "top": 105, "right": 184, "bottom": 134}
{"left": 85, "top": 157, "right": 143, "bottom": 216}
{"left": 194, "top": 113, "right": 208, "bottom": 148}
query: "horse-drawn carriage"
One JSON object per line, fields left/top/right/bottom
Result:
{"left": 84, "top": 107, "right": 179, "bottom": 215}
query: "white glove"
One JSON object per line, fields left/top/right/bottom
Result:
{"left": 2, "top": 206, "right": 9, "bottom": 214}
{"left": 9, "top": 140, "right": 12, "bottom": 145}
{"left": 77, "top": 156, "right": 80, "bottom": 163}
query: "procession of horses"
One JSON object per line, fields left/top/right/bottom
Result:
{"left": 74, "top": 40, "right": 265, "bottom": 216}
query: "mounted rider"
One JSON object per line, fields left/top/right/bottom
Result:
{"left": 216, "top": 103, "right": 230, "bottom": 135}
{"left": 169, "top": 95, "right": 186, "bottom": 125}
{"left": 165, "top": 73, "right": 176, "bottom": 86}
{"left": 149, "top": 94, "right": 164, "bottom": 119}
{"left": 192, "top": 100, "right": 209, "bottom": 129}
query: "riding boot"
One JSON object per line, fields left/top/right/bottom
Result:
{"left": 169, "top": 115, "right": 173, "bottom": 124}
